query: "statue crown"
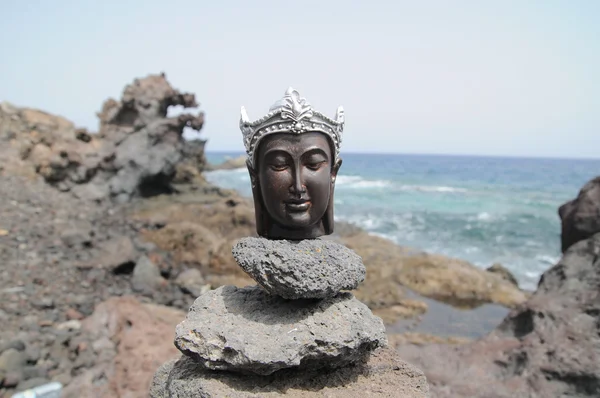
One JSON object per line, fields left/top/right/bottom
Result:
{"left": 240, "top": 88, "right": 344, "bottom": 167}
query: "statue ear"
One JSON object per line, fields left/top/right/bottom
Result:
{"left": 247, "top": 158, "right": 270, "bottom": 237}
{"left": 322, "top": 158, "right": 342, "bottom": 235}
{"left": 332, "top": 158, "right": 342, "bottom": 180}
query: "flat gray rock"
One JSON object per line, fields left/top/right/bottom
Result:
{"left": 150, "top": 348, "right": 430, "bottom": 398}
{"left": 232, "top": 237, "right": 366, "bottom": 299}
{"left": 174, "top": 285, "right": 387, "bottom": 376}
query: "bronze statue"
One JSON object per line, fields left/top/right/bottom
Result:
{"left": 240, "top": 88, "right": 344, "bottom": 240}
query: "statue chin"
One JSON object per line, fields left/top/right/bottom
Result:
{"left": 261, "top": 220, "right": 327, "bottom": 241}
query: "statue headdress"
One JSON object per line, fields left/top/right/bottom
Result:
{"left": 240, "top": 88, "right": 344, "bottom": 167}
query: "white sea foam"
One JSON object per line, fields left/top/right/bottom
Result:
{"left": 336, "top": 175, "right": 391, "bottom": 188}
{"left": 535, "top": 254, "right": 560, "bottom": 266}
{"left": 525, "top": 271, "right": 540, "bottom": 279}
{"left": 477, "top": 212, "right": 492, "bottom": 221}
{"left": 399, "top": 185, "right": 469, "bottom": 193}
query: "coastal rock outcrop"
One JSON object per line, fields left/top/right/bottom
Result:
{"left": 0, "top": 73, "right": 206, "bottom": 203}
{"left": 232, "top": 237, "right": 366, "bottom": 299}
{"left": 396, "top": 176, "right": 600, "bottom": 398}
{"left": 205, "top": 154, "right": 247, "bottom": 171}
{"left": 486, "top": 263, "right": 519, "bottom": 287}
{"left": 339, "top": 232, "right": 527, "bottom": 310}
{"left": 559, "top": 176, "right": 600, "bottom": 252}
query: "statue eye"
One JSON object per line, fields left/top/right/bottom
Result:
{"left": 269, "top": 163, "right": 288, "bottom": 171}
{"left": 306, "top": 161, "right": 326, "bottom": 171}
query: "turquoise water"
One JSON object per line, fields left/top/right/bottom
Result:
{"left": 205, "top": 152, "right": 600, "bottom": 291}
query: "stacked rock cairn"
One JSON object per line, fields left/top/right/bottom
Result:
{"left": 150, "top": 237, "right": 424, "bottom": 397}
{"left": 151, "top": 87, "right": 430, "bottom": 396}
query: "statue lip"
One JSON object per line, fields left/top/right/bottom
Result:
{"left": 285, "top": 198, "right": 309, "bottom": 204}
{"left": 285, "top": 199, "right": 310, "bottom": 212}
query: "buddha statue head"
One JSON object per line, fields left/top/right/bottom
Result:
{"left": 240, "top": 88, "right": 344, "bottom": 240}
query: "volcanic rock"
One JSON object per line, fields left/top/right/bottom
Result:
{"left": 559, "top": 176, "right": 600, "bottom": 252}
{"left": 174, "top": 285, "right": 387, "bottom": 375}
{"left": 232, "top": 237, "right": 366, "bottom": 299}
{"left": 174, "top": 268, "right": 210, "bottom": 297}
{"left": 0, "top": 349, "right": 26, "bottom": 373}
{"left": 397, "top": 232, "right": 600, "bottom": 397}
{"left": 62, "top": 296, "right": 186, "bottom": 398}
{"left": 150, "top": 348, "right": 429, "bottom": 398}
{"left": 0, "top": 73, "right": 206, "bottom": 203}
{"left": 131, "top": 255, "right": 164, "bottom": 294}
{"left": 486, "top": 263, "right": 519, "bottom": 287}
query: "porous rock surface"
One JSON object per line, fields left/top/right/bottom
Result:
{"left": 150, "top": 347, "right": 430, "bottom": 398}
{"left": 232, "top": 237, "right": 366, "bottom": 299}
{"left": 559, "top": 176, "right": 600, "bottom": 252}
{"left": 174, "top": 285, "right": 387, "bottom": 375}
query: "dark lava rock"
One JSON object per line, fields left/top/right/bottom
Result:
{"left": 174, "top": 285, "right": 387, "bottom": 376}
{"left": 0, "top": 340, "right": 26, "bottom": 353}
{"left": 0, "top": 348, "right": 27, "bottom": 373}
{"left": 132, "top": 255, "right": 163, "bottom": 294}
{"left": 398, "top": 231, "right": 600, "bottom": 398}
{"left": 232, "top": 237, "right": 366, "bottom": 299}
{"left": 559, "top": 176, "right": 600, "bottom": 252}
{"left": 150, "top": 348, "right": 429, "bottom": 398}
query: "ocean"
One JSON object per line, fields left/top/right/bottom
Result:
{"left": 204, "top": 152, "right": 600, "bottom": 291}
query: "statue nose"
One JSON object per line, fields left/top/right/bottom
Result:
{"left": 290, "top": 168, "right": 307, "bottom": 194}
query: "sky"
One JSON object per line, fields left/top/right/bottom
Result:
{"left": 1, "top": 0, "right": 599, "bottom": 159}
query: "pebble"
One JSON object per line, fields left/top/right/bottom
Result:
{"left": 52, "top": 372, "right": 72, "bottom": 386}
{"left": 0, "top": 340, "right": 26, "bottom": 353}
{"left": 65, "top": 308, "right": 84, "bottom": 321}
{"left": 26, "top": 345, "right": 41, "bottom": 363}
{"left": 17, "top": 376, "right": 50, "bottom": 391}
{"left": 0, "top": 348, "right": 27, "bottom": 372}
{"left": 2, "top": 371, "right": 21, "bottom": 388}
{"left": 22, "top": 366, "right": 47, "bottom": 379}
{"left": 56, "top": 320, "right": 82, "bottom": 331}
{"left": 32, "top": 298, "right": 54, "bottom": 310}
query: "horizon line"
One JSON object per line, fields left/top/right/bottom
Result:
{"left": 204, "top": 148, "right": 600, "bottom": 162}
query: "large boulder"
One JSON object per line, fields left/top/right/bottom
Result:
{"left": 150, "top": 348, "right": 429, "bottom": 398}
{"left": 398, "top": 232, "right": 600, "bottom": 397}
{"left": 559, "top": 176, "right": 600, "bottom": 252}
{"left": 61, "top": 296, "right": 186, "bottom": 398}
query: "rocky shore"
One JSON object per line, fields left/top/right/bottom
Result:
{"left": 396, "top": 176, "right": 600, "bottom": 397}
{"left": 1, "top": 73, "right": 596, "bottom": 397}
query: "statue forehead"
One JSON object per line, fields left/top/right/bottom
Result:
{"left": 258, "top": 132, "right": 332, "bottom": 155}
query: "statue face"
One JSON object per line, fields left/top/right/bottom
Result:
{"left": 254, "top": 132, "right": 340, "bottom": 238}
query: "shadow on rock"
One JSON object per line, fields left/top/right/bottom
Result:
{"left": 151, "top": 348, "right": 429, "bottom": 397}
{"left": 219, "top": 286, "right": 348, "bottom": 326}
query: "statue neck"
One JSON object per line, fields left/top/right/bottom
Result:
{"left": 264, "top": 222, "right": 325, "bottom": 240}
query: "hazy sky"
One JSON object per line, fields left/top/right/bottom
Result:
{"left": 1, "top": 0, "right": 599, "bottom": 158}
